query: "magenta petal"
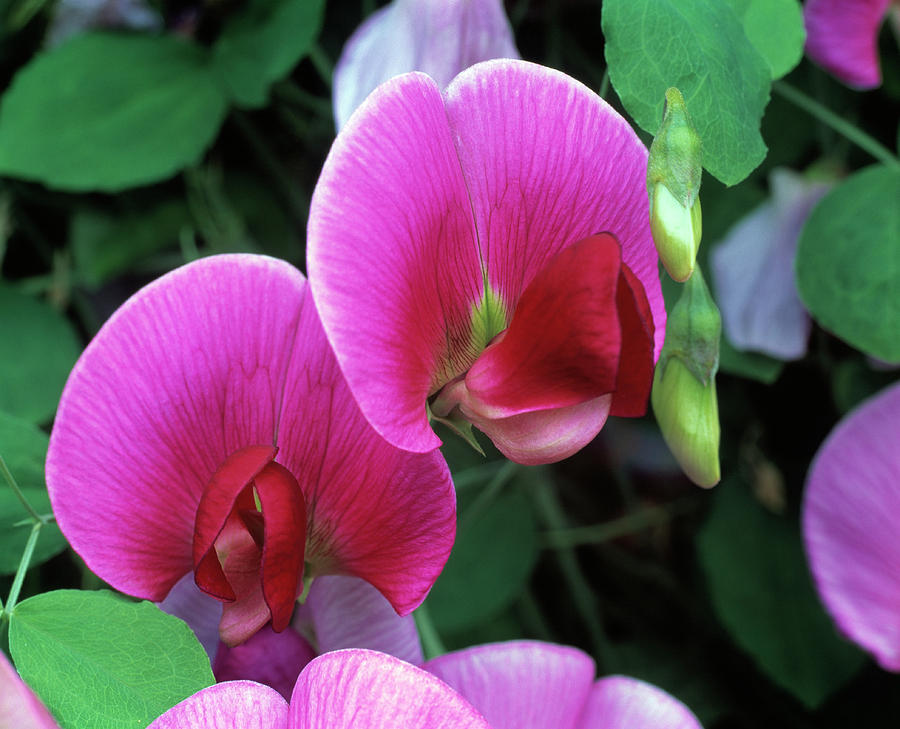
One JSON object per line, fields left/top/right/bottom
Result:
{"left": 296, "top": 575, "right": 423, "bottom": 665}
{"left": 444, "top": 59, "right": 665, "bottom": 359}
{"left": 275, "top": 281, "right": 457, "bottom": 616}
{"left": 425, "top": 641, "right": 596, "bottom": 729}
{"left": 0, "top": 652, "right": 61, "bottom": 729}
{"left": 47, "top": 255, "right": 308, "bottom": 601}
{"left": 804, "top": 0, "right": 891, "bottom": 88}
{"left": 214, "top": 626, "right": 316, "bottom": 700}
{"left": 288, "top": 650, "right": 490, "bottom": 729}
{"left": 158, "top": 572, "right": 224, "bottom": 663}
{"left": 308, "top": 72, "right": 484, "bottom": 453}
{"left": 578, "top": 676, "right": 703, "bottom": 729}
{"left": 803, "top": 381, "right": 900, "bottom": 671}
{"left": 147, "top": 681, "right": 288, "bottom": 729}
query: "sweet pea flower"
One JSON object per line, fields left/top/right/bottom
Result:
{"left": 147, "top": 650, "right": 490, "bottom": 729}
{"left": 803, "top": 381, "right": 900, "bottom": 671}
{"left": 0, "top": 652, "right": 60, "bottom": 729}
{"left": 710, "top": 168, "right": 832, "bottom": 361}
{"left": 425, "top": 641, "right": 704, "bottom": 728}
{"left": 46, "top": 255, "right": 456, "bottom": 646}
{"left": 332, "top": 0, "right": 519, "bottom": 130}
{"left": 309, "top": 60, "right": 664, "bottom": 466}
{"left": 803, "top": 0, "right": 899, "bottom": 89}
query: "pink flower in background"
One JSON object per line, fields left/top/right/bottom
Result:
{"left": 47, "top": 255, "right": 455, "bottom": 646}
{"left": 147, "top": 650, "right": 490, "bottom": 729}
{"left": 803, "top": 0, "right": 898, "bottom": 89}
{"left": 710, "top": 168, "right": 832, "bottom": 360}
{"left": 332, "top": 0, "right": 519, "bottom": 130}
{"left": 309, "top": 60, "right": 663, "bottom": 466}
{"left": 425, "top": 641, "right": 703, "bottom": 728}
{"left": 0, "top": 652, "right": 60, "bottom": 729}
{"left": 803, "top": 381, "right": 900, "bottom": 671}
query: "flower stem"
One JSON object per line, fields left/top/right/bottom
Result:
{"left": 2, "top": 522, "right": 42, "bottom": 622}
{"left": 0, "top": 454, "right": 46, "bottom": 525}
{"left": 308, "top": 43, "right": 334, "bottom": 88}
{"left": 459, "top": 460, "right": 519, "bottom": 528}
{"left": 414, "top": 602, "right": 446, "bottom": 660}
{"left": 773, "top": 81, "right": 900, "bottom": 168}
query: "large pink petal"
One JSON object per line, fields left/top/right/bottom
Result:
{"left": 578, "top": 676, "right": 703, "bottom": 729}
{"left": 333, "top": 0, "right": 519, "bottom": 130}
{"left": 147, "top": 681, "right": 288, "bottom": 729}
{"left": 443, "top": 59, "right": 665, "bottom": 359}
{"left": 289, "top": 650, "right": 490, "bottom": 729}
{"left": 308, "top": 72, "right": 484, "bottom": 453}
{"left": 0, "top": 652, "right": 60, "bottom": 729}
{"left": 47, "top": 255, "right": 308, "bottom": 601}
{"left": 275, "top": 283, "right": 457, "bottom": 616}
{"left": 425, "top": 641, "right": 596, "bottom": 729}
{"left": 295, "top": 575, "right": 423, "bottom": 665}
{"left": 804, "top": 0, "right": 891, "bottom": 88}
{"left": 803, "top": 381, "right": 900, "bottom": 671}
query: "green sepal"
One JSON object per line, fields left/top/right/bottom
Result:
{"left": 428, "top": 403, "right": 485, "bottom": 456}
{"left": 647, "top": 88, "right": 703, "bottom": 208}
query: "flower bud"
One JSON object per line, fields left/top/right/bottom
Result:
{"left": 651, "top": 267, "right": 721, "bottom": 488}
{"left": 647, "top": 87, "right": 703, "bottom": 282}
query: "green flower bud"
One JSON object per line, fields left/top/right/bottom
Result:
{"left": 652, "top": 267, "right": 721, "bottom": 488}
{"left": 647, "top": 88, "right": 703, "bottom": 282}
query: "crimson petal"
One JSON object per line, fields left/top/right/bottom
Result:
{"left": 609, "top": 263, "right": 655, "bottom": 417}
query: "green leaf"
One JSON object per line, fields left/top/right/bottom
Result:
{"left": 0, "top": 33, "right": 229, "bottom": 191}
{"left": 212, "top": 0, "right": 326, "bottom": 108}
{"left": 425, "top": 485, "right": 538, "bottom": 633}
{"left": 71, "top": 200, "right": 193, "bottom": 289}
{"left": 718, "top": 335, "right": 784, "bottom": 383}
{"left": 726, "top": 0, "right": 805, "bottom": 79}
{"left": 796, "top": 165, "right": 900, "bottom": 363}
{"left": 698, "top": 482, "right": 865, "bottom": 707}
{"left": 0, "top": 285, "right": 81, "bottom": 423}
{"left": 0, "top": 413, "right": 67, "bottom": 574}
{"left": 9, "top": 590, "right": 214, "bottom": 729}
{"left": 602, "top": 0, "right": 771, "bottom": 185}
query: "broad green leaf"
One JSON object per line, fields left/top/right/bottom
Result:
{"left": 212, "top": 0, "right": 326, "bottom": 108}
{"left": 10, "top": 590, "right": 214, "bottom": 729}
{"left": 71, "top": 200, "right": 192, "bottom": 288}
{"left": 0, "top": 33, "right": 228, "bottom": 191}
{"left": 0, "top": 413, "right": 67, "bottom": 574}
{"left": 0, "top": 285, "right": 80, "bottom": 423}
{"left": 727, "top": 0, "right": 805, "bottom": 79}
{"left": 698, "top": 482, "right": 865, "bottom": 707}
{"left": 602, "top": 0, "right": 771, "bottom": 185}
{"left": 796, "top": 165, "right": 900, "bottom": 363}
{"left": 718, "top": 336, "right": 784, "bottom": 383}
{"left": 830, "top": 358, "right": 899, "bottom": 415}
{"left": 425, "top": 484, "right": 538, "bottom": 633}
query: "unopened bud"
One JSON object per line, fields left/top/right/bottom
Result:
{"left": 651, "top": 267, "right": 721, "bottom": 488}
{"left": 647, "top": 88, "right": 703, "bottom": 282}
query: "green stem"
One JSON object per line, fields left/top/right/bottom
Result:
{"left": 451, "top": 460, "right": 505, "bottom": 491}
{"left": 275, "top": 80, "right": 333, "bottom": 119}
{"left": 459, "top": 460, "right": 519, "bottom": 528}
{"left": 3, "top": 522, "right": 42, "bottom": 621}
{"left": 598, "top": 69, "right": 610, "bottom": 101}
{"left": 0, "top": 455, "right": 46, "bottom": 525}
{"left": 774, "top": 81, "right": 900, "bottom": 168}
{"left": 308, "top": 43, "right": 334, "bottom": 88}
{"left": 414, "top": 602, "right": 446, "bottom": 659}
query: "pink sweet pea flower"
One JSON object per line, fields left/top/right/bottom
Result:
{"left": 804, "top": 0, "right": 898, "bottom": 89}
{"left": 332, "top": 0, "right": 519, "bottom": 130}
{"left": 803, "top": 381, "right": 900, "bottom": 671}
{"left": 0, "top": 652, "right": 61, "bottom": 729}
{"left": 308, "top": 60, "right": 664, "bottom": 466}
{"left": 147, "top": 650, "right": 490, "bottom": 729}
{"left": 46, "top": 254, "right": 456, "bottom": 647}
{"left": 425, "top": 641, "right": 703, "bottom": 728}
{"left": 710, "top": 168, "right": 832, "bottom": 361}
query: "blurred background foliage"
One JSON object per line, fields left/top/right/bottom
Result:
{"left": 0, "top": 1, "right": 898, "bottom": 727}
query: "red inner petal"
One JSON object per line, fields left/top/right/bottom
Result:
{"left": 465, "top": 233, "right": 624, "bottom": 418}
{"left": 609, "top": 263, "right": 655, "bottom": 417}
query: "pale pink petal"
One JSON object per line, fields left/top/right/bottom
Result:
{"left": 158, "top": 572, "right": 224, "bottom": 663}
{"left": 308, "top": 72, "right": 484, "bottom": 453}
{"left": 276, "top": 281, "right": 457, "bottom": 616}
{"left": 289, "top": 650, "right": 490, "bottom": 729}
{"left": 579, "top": 676, "right": 703, "bottom": 729}
{"left": 0, "top": 652, "right": 60, "bottom": 729}
{"left": 803, "top": 381, "right": 900, "bottom": 671}
{"left": 425, "top": 641, "right": 596, "bottom": 729}
{"left": 47, "top": 255, "right": 307, "bottom": 601}
{"left": 443, "top": 59, "right": 665, "bottom": 359}
{"left": 804, "top": 0, "right": 891, "bottom": 88}
{"left": 295, "top": 575, "right": 423, "bottom": 665}
{"left": 711, "top": 169, "right": 830, "bottom": 360}
{"left": 147, "top": 681, "right": 288, "bottom": 729}
{"left": 333, "top": 0, "right": 519, "bottom": 130}
{"left": 213, "top": 627, "right": 316, "bottom": 700}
